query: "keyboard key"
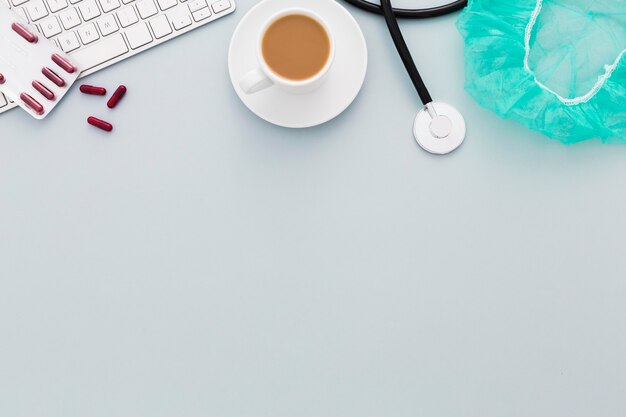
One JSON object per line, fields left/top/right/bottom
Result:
{"left": 101, "top": 0, "right": 123, "bottom": 14}
{"left": 136, "top": 0, "right": 157, "bottom": 18}
{"left": 96, "top": 14, "right": 119, "bottom": 36}
{"left": 46, "top": 0, "right": 68, "bottom": 12}
{"left": 187, "top": 0, "right": 204, "bottom": 12}
{"left": 78, "top": 0, "right": 101, "bottom": 20}
{"left": 70, "top": 33, "right": 129, "bottom": 71}
{"left": 59, "top": 8, "right": 81, "bottom": 29}
{"left": 211, "top": 0, "right": 229, "bottom": 13}
{"left": 149, "top": 14, "right": 171, "bottom": 38}
{"left": 26, "top": 0, "right": 49, "bottom": 20}
{"left": 58, "top": 31, "right": 80, "bottom": 51}
{"left": 167, "top": 6, "right": 191, "bottom": 30}
{"left": 13, "top": 7, "right": 29, "bottom": 21}
{"left": 125, "top": 22, "right": 152, "bottom": 49}
{"left": 77, "top": 22, "right": 99, "bottom": 44}
{"left": 116, "top": 6, "right": 138, "bottom": 27}
{"left": 192, "top": 6, "right": 210, "bottom": 21}
{"left": 11, "top": 0, "right": 28, "bottom": 6}
{"left": 156, "top": 0, "right": 176, "bottom": 11}
{"left": 40, "top": 16, "right": 62, "bottom": 37}
{"left": 98, "top": 0, "right": 120, "bottom": 12}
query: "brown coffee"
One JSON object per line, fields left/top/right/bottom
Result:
{"left": 262, "top": 14, "right": 331, "bottom": 81}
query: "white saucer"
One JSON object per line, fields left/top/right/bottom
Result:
{"left": 228, "top": 0, "right": 368, "bottom": 128}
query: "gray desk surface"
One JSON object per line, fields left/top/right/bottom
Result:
{"left": 1, "top": 1, "right": 626, "bottom": 416}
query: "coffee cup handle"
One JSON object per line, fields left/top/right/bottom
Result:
{"left": 240, "top": 68, "right": 274, "bottom": 94}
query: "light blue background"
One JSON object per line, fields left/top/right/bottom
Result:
{"left": 1, "top": 1, "right": 626, "bottom": 416}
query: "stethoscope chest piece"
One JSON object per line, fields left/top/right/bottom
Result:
{"left": 413, "top": 102, "right": 466, "bottom": 155}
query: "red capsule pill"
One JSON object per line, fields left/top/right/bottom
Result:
{"left": 51, "top": 53, "right": 76, "bottom": 74}
{"left": 12, "top": 22, "right": 38, "bottom": 43}
{"left": 88, "top": 116, "right": 113, "bottom": 132}
{"left": 20, "top": 93, "right": 44, "bottom": 115}
{"left": 107, "top": 85, "right": 126, "bottom": 109}
{"left": 80, "top": 84, "right": 107, "bottom": 95}
{"left": 0, "top": 73, "right": 5, "bottom": 84}
{"left": 42, "top": 67, "right": 65, "bottom": 87}
{"left": 32, "top": 80, "right": 55, "bottom": 101}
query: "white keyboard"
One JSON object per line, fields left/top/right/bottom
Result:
{"left": 0, "top": 0, "right": 235, "bottom": 114}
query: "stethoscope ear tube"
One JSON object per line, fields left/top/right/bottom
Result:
{"left": 342, "top": 0, "right": 467, "bottom": 18}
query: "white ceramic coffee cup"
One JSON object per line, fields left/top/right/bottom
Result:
{"left": 239, "top": 8, "right": 335, "bottom": 95}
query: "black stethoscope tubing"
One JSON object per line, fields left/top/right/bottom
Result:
{"left": 342, "top": 0, "right": 467, "bottom": 19}
{"left": 342, "top": 0, "right": 468, "bottom": 105}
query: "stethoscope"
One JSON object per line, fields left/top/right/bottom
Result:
{"left": 343, "top": 0, "right": 468, "bottom": 154}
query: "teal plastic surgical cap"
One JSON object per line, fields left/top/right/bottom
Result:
{"left": 457, "top": 0, "right": 626, "bottom": 143}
